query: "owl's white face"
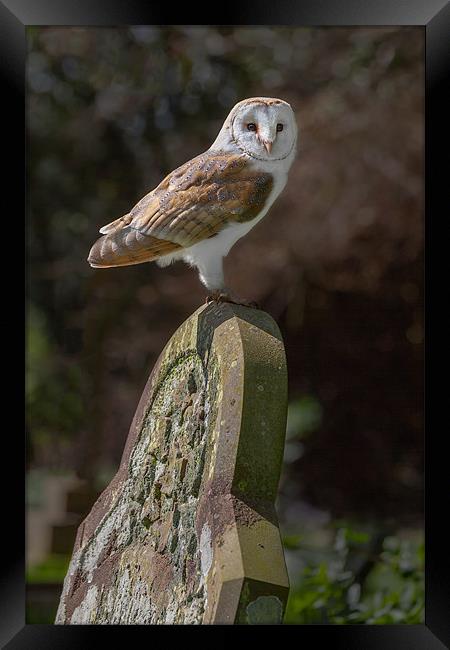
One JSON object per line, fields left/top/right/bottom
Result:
{"left": 229, "top": 98, "right": 297, "bottom": 161}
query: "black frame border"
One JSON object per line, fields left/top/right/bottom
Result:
{"left": 5, "top": 0, "right": 449, "bottom": 646}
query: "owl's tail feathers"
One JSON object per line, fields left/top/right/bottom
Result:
{"left": 87, "top": 228, "right": 182, "bottom": 268}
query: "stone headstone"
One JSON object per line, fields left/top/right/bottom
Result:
{"left": 56, "top": 302, "right": 289, "bottom": 625}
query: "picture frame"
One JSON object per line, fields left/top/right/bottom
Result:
{"left": 4, "top": 0, "right": 448, "bottom": 645}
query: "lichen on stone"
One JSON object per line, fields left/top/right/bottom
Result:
{"left": 58, "top": 349, "right": 216, "bottom": 624}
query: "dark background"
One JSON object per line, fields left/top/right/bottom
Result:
{"left": 26, "top": 25, "right": 424, "bottom": 624}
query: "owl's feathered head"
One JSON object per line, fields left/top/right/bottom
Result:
{"left": 212, "top": 97, "right": 297, "bottom": 162}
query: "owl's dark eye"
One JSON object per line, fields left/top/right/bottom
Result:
{"left": 247, "top": 123, "right": 257, "bottom": 132}
{"left": 276, "top": 123, "right": 284, "bottom": 132}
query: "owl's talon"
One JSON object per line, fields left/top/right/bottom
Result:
{"left": 206, "top": 292, "right": 260, "bottom": 309}
{"left": 206, "top": 291, "right": 224, "bottom": 304}
{"left": 206, "top": 291, "right": 228, "bottom": 304}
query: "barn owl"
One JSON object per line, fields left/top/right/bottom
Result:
{"left": 88, "top": 97, "right": 298, "bottom": 305}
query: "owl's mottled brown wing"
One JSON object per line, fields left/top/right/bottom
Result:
{"left": 88, "top": 150, "right": 273, "bottom": 268}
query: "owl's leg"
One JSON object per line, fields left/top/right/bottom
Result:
{"left": 194, "top": 252, "right": 259, "bottom": 308}
{"left": 197, "top": 254, "right": 226, "bottom": 294}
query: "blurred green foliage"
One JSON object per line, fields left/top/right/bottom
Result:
{"left": 26, "top": 304, "right": 84, "bottom": 465}
{"left": 27, "top": 553, "right": 71, "bottom": 584}
{"left": 26, "top": 598, "right": 60, "bottom": 625}
{"left": 27, "top": 554, "right": 70, "bottom": 622}
{"left": 287, "top": 396, "right": 323, "bottom": 440}
{"left": 284, "top": 527, "right": 424, "bottom": 624}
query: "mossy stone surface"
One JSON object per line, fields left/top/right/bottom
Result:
{"left": 56, "top": 303, "right": 288, "bottom": 625}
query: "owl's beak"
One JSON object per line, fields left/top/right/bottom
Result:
{"left": 263, "top": 140, "right": 273, "bottom": 154}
